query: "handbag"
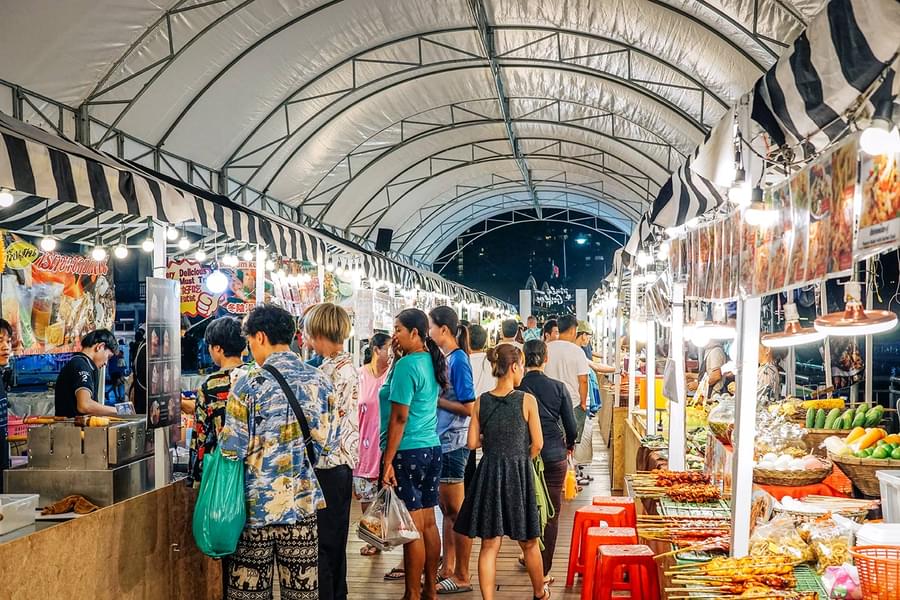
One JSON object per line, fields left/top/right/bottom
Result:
{"left": 192, "top": 446, "right": 246, "bottom": 557}
{"left": 262, "top": 363, "right": 318, "bottom": 467}
{"left": 532, "top": 455, "right": 556, "bottom": 551}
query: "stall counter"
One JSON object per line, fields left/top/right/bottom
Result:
{"left": 0, "top": 482, "right": 221, "bottom": 600}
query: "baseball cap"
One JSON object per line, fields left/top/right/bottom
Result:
{"left": 576, "top": 320, "right": 593, "bottom": 335}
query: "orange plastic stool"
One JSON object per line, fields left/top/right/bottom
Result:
{"left": 594, "top": 545, "right": 660, "bottom": 600}
{"left": 579, "top": 527, "right": 638, "bottom": 600}
{"left": 592, "top": 496, "right": 637, "bottom": 528}
{"left": 565, "top": 505, "right": 628, "bottom": 586}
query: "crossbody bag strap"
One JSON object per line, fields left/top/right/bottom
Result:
{"left": 261, "top": 364, "right": 317, "bottom": 466}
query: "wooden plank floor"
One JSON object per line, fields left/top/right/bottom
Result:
{"left": 341, "top": 426, "right": 612, "bottom": 599}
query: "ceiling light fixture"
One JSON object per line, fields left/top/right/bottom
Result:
{"left": 206, "top": 269, "right": 229, "bottom": 295}
{"left": 815, "top": 281, "right": 898, "bottom": 336}
{"left": 860, "top": 98, "right": 900, "bottom": 156}
{"left": 762, "top": 302, "right": 826, "bottom": 348}
{"left": 166, "top": 226, "right": 179, "bottom": 241}
{"left": 0, "top": 188, "right": 14, "bottom": 208}
{"left": 113, "top": 223, "right": 128, "bottom": 260}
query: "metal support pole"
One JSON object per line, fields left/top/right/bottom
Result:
{"left": 152, "top": 222, "right": 170, "bottom": 489}
{"left": 731, "top": 297, "right": 761, "bottom": 557}
{"left": 255, "top": 244, "right": 265, "bottom": 306}
{"left": 628, "top": 275, "right": 639, "bottom": 416}
{"left": 786, "top": 347, "right": 797, "bottom": 397}
{"left": 865, "top": 257, "right": 874, "bottom": 406}
{"left": 822, "top": 283, "right": 833, "bottom": 389}
{"left": 851, "top": 263, "right": 860, "bottom": 405}
{"left": 646, "top": 318, "right": 656, "bottom": 434}
{"left": 668, "top": 283, "right": 687, "bottom": 471}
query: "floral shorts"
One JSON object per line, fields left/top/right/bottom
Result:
{"left": 353, "top": 476, "right": 378, "bottom": 502}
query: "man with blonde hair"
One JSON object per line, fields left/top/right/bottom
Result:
{"left": 304, "top": 302, "right": 359, "bottom": 600}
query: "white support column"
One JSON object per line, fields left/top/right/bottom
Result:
{"left": 646, "top": 318, "right": 656, "bottom": 434}
{"left": 668, "top": 283, "right": 687, "bottom": 471}
{"left": 152, "top": 223, "right": 170, "bottom": 490}
{"left": 822, "top": 283, "right": 834, "bottom": 389}
{"left": 730, "top": 296, "right": 761, "bottom": 557}
{"left": 786, "top": 347, "right": 797, "bottom": 397}
{"left": 628, "top": 275, "right": 639, "bottom": 416}
{"left": 255, "top": 244, "right": 265, "bottom": 306}
{"left": 865, "top": 257, "right": 874, "bottom": 405}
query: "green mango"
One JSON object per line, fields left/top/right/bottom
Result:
{"left": 873, "top": 446, "right": 891, "bottom": 460}
{"left": 824, "top": 408, "right": 842, "bottom": 430}
{"left": 891, "top": 447, "right": 900, "bottom": 460}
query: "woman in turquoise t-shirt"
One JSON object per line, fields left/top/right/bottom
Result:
{"left": 380, "top": 308, "right": 446, "bottom": 600}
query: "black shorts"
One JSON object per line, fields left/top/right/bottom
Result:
{"left": 392, "top": 446, "right": 441, "bottom": 511}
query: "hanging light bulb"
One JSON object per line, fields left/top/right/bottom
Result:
{"left": 241, "top": 247, "right": 254, "bottom": 261}
{"left": 194, "top": 247, "right": 207, "bottom": 262}
{"left": 861, "top": 99, "right": 900, "bottom": 155}
{"left": 166, "top": 226, "right": 179, "bottom": 241}
{"left": 141, "top": 236, "right": 154, "bottom": 253}
{"left": 91, "top": 245, "right": 107, "bottom": 261}
{"left": 728, "top": 168, "right": 752, "bottom": 206}
{"left": 0, "top": 188, "right": 14, "bottom": 208}
{"left": 325, "top": 258, "right": 335, "bottom": 272}
{"left": 743, "top": 199, "right": 780, "bottom": 227}
{"left": 223, "top": 246, "right": 238, "bottom": 267}
{"left": 657, "top": 241, "right": 670, "bottom": 260}
{"left": 703, "top": 303, "right": 736, "bottom": 340}
{"left": 266, "top": 259, "right": 275, "bottom": 271}
{"left": 815, "top": 281, "right": 898, "bottom": 336}
{"left": 636, "top": 250, "right": 653, "bottom": 268}
{"left": 335, "top": 261, "right": 345, "bottom": 277}
{"left": 39, "top": 222, "right": 57, "bottom": 253}
{"left": 205, "top": 269, "right": 229, "bottom": 294}
{"left": 277, "top": 267, "right": 286, "bottom": 278}
{"left": 113, "top": 230, "right": 128, "bottom": 259}
{"left": 177, "top": 236, "right": 190, "bottom": 251}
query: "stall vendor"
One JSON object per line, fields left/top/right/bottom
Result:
{"left": 758, "top": 343, "right": 781, "bottom": 403}
{"left": 54, "top": 330, "right": 119, "bottom": 418}
{"left": 0, "top": 319, "right": 13, "bottom": 493}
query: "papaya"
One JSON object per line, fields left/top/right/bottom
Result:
{"left": 852, "top": 410, "right": 868, "bottom": 429}
{"left": 814, "top": 408, "right": 827, "bottom": 429}
{"left": 865, "top": 405, "right": 885, "bottom": 427}
{"left": 806, "top": 408, "right": 816, "bottom": 428}
{"left": 840, "top": 408, "right": 855, "bottom": 430}
{"left": 824, "top": 408, "right": 842, "bottom": 430}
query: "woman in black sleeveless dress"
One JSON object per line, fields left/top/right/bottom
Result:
{"left": 454, "top": 345, "right": 550, "bottom": 600}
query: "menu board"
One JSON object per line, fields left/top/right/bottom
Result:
{"left": 355, "top": 289, "right": 374, "bottom": 338}
{"left": 857, "top": 150, "right": 900, "bottom": 257}
{"left": 770, "top": 185, "right": 790, "bottom": 292}
{"left": 0, "top": 237, "right": 115, "bottom": 355}
{"left": 145, "top": 277, "right": 181, "bottom": 429}
{"left": 738, "top": 216, "right": 755, "bottom": 296}
{"left": 829, "top": 138, "right": 858, "bottom": 273}
{"left": 787, "top": 170, "right": 810, "bottom": 286}
{"left": 807, "top": 155, "right": 833, "bottom": 280}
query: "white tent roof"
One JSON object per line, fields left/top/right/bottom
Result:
{"left": 0, "top": 0, "right": 824, "bottom": 262}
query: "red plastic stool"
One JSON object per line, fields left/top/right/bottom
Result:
{"left": 594, "top": 545, "right": 660, "bottom": 600}
{"left": 565, "top": 505, "right": 628, "bottom": 586}
{"left": 592, "top": 496, "right": 637, "bottom": 528}
{"left": 579, "top": 527, "right": 638, "bottom": 600}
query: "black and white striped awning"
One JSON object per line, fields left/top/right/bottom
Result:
{"left": 0, "top": 113, "right": 324, "bottom": 263}
{"left": 623, "top": 214, "right": 655, "bottom": 258}
{"left": 650, "top": 0, "right": 900, "bottom": 230}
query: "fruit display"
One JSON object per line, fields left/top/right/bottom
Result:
{"left": 825, "top": 426, "right": 900, "bottom": 459}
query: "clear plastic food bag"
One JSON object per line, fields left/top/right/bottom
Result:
{"left": 748, "top": 515, "right": 815, "bottom": 564}
{"left": 799, "top": 516, "right": 853, "bottom": 574}
{"left": 356, "top": 486, "right": 420, "bottom": 551}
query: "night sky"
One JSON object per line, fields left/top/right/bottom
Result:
{"left": 434, "top": 211, "right": 625, "bottom": 304}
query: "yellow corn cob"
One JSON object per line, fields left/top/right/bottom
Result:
{"left": 800, "top": 398, "right": 845, "bottom": 410}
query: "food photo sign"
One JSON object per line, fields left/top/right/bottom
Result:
{"left": 0, "top": 233, "right": 114, "bottom": 355}
{"left": 857, "top": 148, "right": 900, "bottom": 257}
{"left": 145, "top": 277, "right": 181, "bottom": 429}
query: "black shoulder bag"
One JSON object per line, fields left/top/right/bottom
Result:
{"left": 261, "top": 364, "right": 317, "bottom": 467}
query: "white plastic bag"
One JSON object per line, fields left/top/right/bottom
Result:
{"left": 575, "top": 413, "right": 594, "bottom": 464}
{"left": 356, "top": 486, "right": 420, "bottom": 550}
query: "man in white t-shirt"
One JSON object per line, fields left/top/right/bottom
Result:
{"left": 468, "top": 324, "right": 496, "bottom": 396}
{"left": 545, "top": 315, "right": 590, "bottom": 440}
{"left": 498, "top": 319, "right": 523, "bottom": 350}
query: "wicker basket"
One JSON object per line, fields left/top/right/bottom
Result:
{"left": 829, "top": 452, "right": 900, "bottom": 497}
{"left": 773, "top": 506, "right": 868, "bottom": 524}
{"left": 803, "top": 429, "right": 845, "bottom": 457}
{"left": 753, "top": 461, "right": 833, "bottom": 487}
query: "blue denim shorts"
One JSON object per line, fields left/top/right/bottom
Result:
{"left": 392, "top": 446, "right": 441, "bottom": 511}
{"left": 440, "top": 446, "right": 470, "bottom": 484}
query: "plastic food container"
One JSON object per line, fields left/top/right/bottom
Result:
{"left": 857, "top": 523, "right": 900, "bottom": 547}
{"left": 877, "top": 470, "right": 900, "bottom": 523}
{"left": 0, "top": 494, "right": 39, "bottom": 535}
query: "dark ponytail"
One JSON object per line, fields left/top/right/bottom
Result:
{"left": 397, "top": 308, "right": 448, "bottom": 389}
{"left": 429, "top": 305, "right": 469, "bottom": 354}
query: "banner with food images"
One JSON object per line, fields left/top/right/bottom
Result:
{"left": 828, "top": 137, "right": 858, "bottom": 273}
{"left": 856, "top": 149, "right": 900, "bottom": 257}
{"left": 167, "top": 258, "right": 259, "bottom": 324}
{"left": 0, "top": 233, "right": 115, "bottom": 355}
{"left": 787, "top": 169, "right": 810, "bottom": 287}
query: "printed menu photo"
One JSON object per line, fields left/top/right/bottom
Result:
{"left": 807, "top": 155, "right": 833, "bottom": 281}
{"left": 857, "top": 150, "right": 900, "bottom": 257}
{"left": 769, "top": 184, "right": 791, "bottom": 293}
{"left": 829, "top": 137, "right": 858, "bottom": 273}
{"left": 145, "top": 277, "right": 181, "bottom": 430}
{"left": 787, "top": 169, "right": 810, "bottom": 286}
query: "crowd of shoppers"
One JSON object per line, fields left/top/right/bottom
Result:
{"left": 187, "top": 305, "right": 599, "bottom": 600}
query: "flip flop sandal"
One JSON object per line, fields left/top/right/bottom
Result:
{"left": 543, "top": 576, "right": 555, "bottom": 586}
{"left": 436, "top": 579, "right": 473, "bottom": 594}
{"left": 517, "top": 557, "right": 527, "bottom": 568}
{"left": 533, "top": 586, "right": 552, "bottom": 600}
{"left": 384, "top": 567, "right": 405, "bottom": 581}
{"left": 360, "top": 544, "right": 380, "bottom": 556}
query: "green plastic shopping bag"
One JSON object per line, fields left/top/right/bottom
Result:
{"left": 192, "top": 447, "right": 246, "bottom": 557}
